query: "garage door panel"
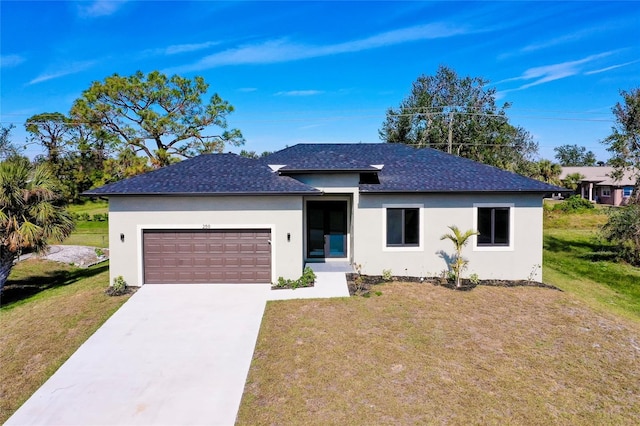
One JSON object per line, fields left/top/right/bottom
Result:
{"left": 143, "top": 229, "right": 272, "bottom": 284}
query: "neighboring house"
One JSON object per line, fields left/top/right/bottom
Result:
{"left": 84, "top": 143, "right": 565, "bottom": 286}
{"left": 560, "top": 166, "right": 636, "bottom": 206}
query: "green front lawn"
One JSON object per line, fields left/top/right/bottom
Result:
{"left": 238, "top": 283, "right": 640, "bottom": 424}
{"left": 0, "top": 260, "right": 131, "bottom": 424}
{"left": 543, "top": 207, "right": 640, "bottom": 319}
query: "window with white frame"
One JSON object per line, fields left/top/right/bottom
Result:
{"left": 623, "top": 186, "right": 634, "bottom": 197}
{"left": 476, "top": 206, "right": 510, "bottom": 247}
{"left": 386, "top": 207, "right": 419, "bottom": 247}
{"left": 600, "top": 186, "right": 611, "bottom": 197}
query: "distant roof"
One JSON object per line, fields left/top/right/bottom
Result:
{"left": 84, "top": 143, "right": 567, "bottom": 197}
{"left": 83, "top": 153, "right": 320, "bottom": 196}
{"left": 560, "top": 166, "right": 636, "bottom": 186}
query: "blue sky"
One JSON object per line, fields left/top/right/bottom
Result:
{"left": 1, "top": 1, "right": 639, "bottom": 162}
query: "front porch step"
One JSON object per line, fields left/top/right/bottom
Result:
{"left": 305, "top": 261, "right": 354, "bottom": 273}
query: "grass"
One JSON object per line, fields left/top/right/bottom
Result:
{"left": 238, "top": 204, "right": 640, "bottom": 424}
{"left": 62, "top": 199, "right": 109, "bottom": 247}
{"left": 0, "top": 259, "right": 131, "bottom": 424}
{"left": 3, "top": 198, "right": 639, "bottom": 424}
{"left": 63, "top": 220, "right": 109, "bottom": 247}
{"left": 238, "top": 283, "right": 640, "bottom": 425}
{"left": 543, "top": 207, "right": 640, "bottom": 319}
{"left": 67, "top": 199, "right": 108, "bottom": 216}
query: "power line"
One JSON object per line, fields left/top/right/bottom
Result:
{"left": 0, "top": 111, "right": 616, "bottom": 126}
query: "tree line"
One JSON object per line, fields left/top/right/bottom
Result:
{"left": 2, "top": 66, "right": 617, "bottom": 201}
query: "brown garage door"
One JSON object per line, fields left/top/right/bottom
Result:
{"left": 143, "top": 229, "right": 271, "bottom": 284}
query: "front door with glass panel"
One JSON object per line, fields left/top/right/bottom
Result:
{"left": 306, "top": 201, "right": 347, "bottom": 259}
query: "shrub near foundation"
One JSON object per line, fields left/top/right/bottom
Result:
{"left": 272, "top": 267, "right": 316, "bottom": 289}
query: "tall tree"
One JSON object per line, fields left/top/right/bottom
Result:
{"left": 25, "top": 112, "right": 72, "bottom": 164}
{"left": 603, "top": 88, "right": 640, "bottom": 187}
{"left": 239, "top": 150, "right": 273, "bottom": 159}
{"left": 553, "top": 144, "right": 597, "bottom": 166}
{"left": 379, "top": 65, "right": 538, "bottom": 173}
{"left": 70, "top": 71, "right": 244, "bottom": 168}
{"left": 25, "top": 114, "right": 115, "bottom": 201}
{"left": 531, "top": 159, "right": 563, "bottom": 186}
{"left": 0, "top": 125, "right": 21, "bottom": 160}
{"left": 601, "top": 88, "right": 640, "bottom": 264}
{"left": 97, "top": 147, "right": 152, "bottom": 186}
{"left": 0, "top": 158, "right": 74, "bottom": 290}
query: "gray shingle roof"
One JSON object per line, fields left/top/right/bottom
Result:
{"left": 265, "top": 143, "right": 567, "bottom": 193}
{"left": 84, "top": 143, "right": 567, "bottom": 196}
{"left": 83, "top": 153, "right": 320, "bottom": 196}
{"left": 264, "top": 143, "right": 415, "bottom": 171}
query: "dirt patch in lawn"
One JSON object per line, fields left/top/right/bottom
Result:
{"left": 238, "top": 282, "right": 640, "bottom": 425}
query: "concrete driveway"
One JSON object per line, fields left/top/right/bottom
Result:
{"left": 6, "top": 284, "right": 273, "bottom": 426}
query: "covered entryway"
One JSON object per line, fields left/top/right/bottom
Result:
{"left": 143, "top": 229, "right": 271, "bottom": 284}
{"left": 306, "top": 200, "right": 348, "bottom": 259}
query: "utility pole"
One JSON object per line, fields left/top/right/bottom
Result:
{"left": 447, "top": 110, "right": 454, "bottom": 154}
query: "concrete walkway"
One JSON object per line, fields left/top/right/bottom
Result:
{"left": 6, "top": 267, "right": 350, "bottom": 426}
{"left": 268, "top": 262, "right": 352, "bottom": 301}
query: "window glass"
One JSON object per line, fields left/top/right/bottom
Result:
{"left": 477, "top": 208, "right": 492, "bottom": 245}
{"left": 404, "top": 209, "right": 419, "bottom": 245}
{"left": 386, "top": 209, "right": 403, "bottom": 246}
{"left": 494, "top": 208, "right": 510, "bottom": 245}
{"left": 386, "top": 208, "right": 419, "bottom": 247}
{"left": 477, "top": 207, "right": 510, "bottom": 246}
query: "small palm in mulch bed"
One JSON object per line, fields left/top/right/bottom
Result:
{"left": 346, "top": 273, "right": 560, "bottom": 296}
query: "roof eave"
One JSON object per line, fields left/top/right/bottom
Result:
{"left": 82, "top": 190, "right": 322, "bottom": 197}
{"left": 358, "top": 189, "right": 570, "bottom": 194}
{"left": 279, "top": 168, "right": 377, "bottom": 174}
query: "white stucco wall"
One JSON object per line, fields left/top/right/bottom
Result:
{"left": 354, "top": 193, "right": 544, "bottom": 281}
{"left": 107, "top": 196, "right": 304, "bottom": 286}
{"left": 107, "top": 189, "right": 545, "bottom": 285}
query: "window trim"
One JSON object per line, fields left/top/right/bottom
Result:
{"left": 473, "top": 203, "right": 514, "bottom": 252}
{"left": 600, "top": 186, "right": 611, "bottom": 197}
{"left": 623, "top": 186, "right": 634, "bottom": 198}
{"left": 382, "top": 204, "right": 423, "bottom": 252}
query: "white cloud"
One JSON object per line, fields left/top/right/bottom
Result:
{"left": 28, "top": 61, "right": 96, "bottom": 85}
{"left": 275, "top": 90, "right": 324, "bottom": 97}
{"left": 0, "top": 54, "right": 26, "bottom": 68}
{"left": 237, "top": 87, "right": 258, "bottom": 93}
{"left": 168, "top": 22, "right": 476, "bottom": 72}
{"left": 584, "top": 60, "right": 639, "bottom": 75}
{"left": 164, "top": 41, "right": 220, "bottom": 55}
{"left": 498, "top": 20, "right": 628, "bottom": 60}
{"left": 496, "top": 52, "right": 615, "bottom": 92}
{"left": 77, "top": 1, "right": 128, "bottom": 18}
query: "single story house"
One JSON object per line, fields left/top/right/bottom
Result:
{"left": 85, "top": 143, "right": 565, "bottom": 286}
{"left": 560, "top": 166, "right": 636, "bottom": 206}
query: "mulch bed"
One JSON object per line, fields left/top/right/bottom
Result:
{"left": 346, "top": 273, "right": 561, "bottom": 296}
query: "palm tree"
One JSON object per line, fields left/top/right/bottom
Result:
{"left": 561, "top": 172, "right": 585, "bottom": 193}
{"left": 0, "top": 159, "right": 74, "bottom": 291}
{"left": 534, "top": 159, "right": 563, "bottom": 186}
{"left": 440, "top": 225, "right": 478, "bottom": 288}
